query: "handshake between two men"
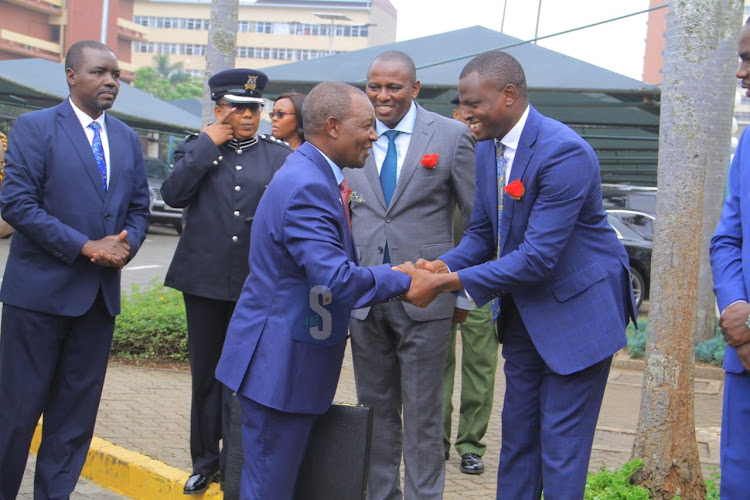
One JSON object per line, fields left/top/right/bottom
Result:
{"left": 392, "top": 258, "right": 463, "bottom": 308}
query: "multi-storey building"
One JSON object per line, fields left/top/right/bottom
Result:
{"left": 132, "top": 0, "right": 397, "bottom": 76}
{"left": 0, "top": 0, "right": 147, "bottom": 81}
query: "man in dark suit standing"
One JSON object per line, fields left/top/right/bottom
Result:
{"left": 215, "top": 82, "right": 430, "bottom": 499}
{"left": 407, "top": 50, "right": 635, "bottom": 499}
{"left": 0, "top": 41, "right": 150, "bottom": 499}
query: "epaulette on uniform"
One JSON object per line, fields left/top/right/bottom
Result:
{"left": 183, "top": 132, "right": 200, "bottom": 143}
{"left": 259, "top": 134, "right": 292, "bottom": 151}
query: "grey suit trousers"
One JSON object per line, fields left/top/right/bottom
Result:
{"left": 350, "top": 300, "right": 452, "bottom": 500}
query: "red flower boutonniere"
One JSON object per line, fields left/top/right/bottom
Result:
{"left": 504, "top": 179, "right": 525, "bottom": 200}
{"left": 420, "top": 154, "right": 439, "bottom": 168}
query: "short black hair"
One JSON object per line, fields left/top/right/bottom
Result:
{"left": 460, "top": 50, "right": 528, "bottom": 98}
{"left": 65, "top": 41, "right": 112, "bottom": 72}
{"left": 368, "top": 50, "right": 417, "bottom": 85}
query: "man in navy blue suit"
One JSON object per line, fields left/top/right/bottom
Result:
{"left": 215, "top": 81, "right": 434, "bottom": 499}
{"left": 710, "top": 17, "right": 750, "bottom": 499}
{"left": 0, "top": 41, "right": 150, "bottom": 499}
{"left": 406, "top": 50, "right": 635, "bottom": 499}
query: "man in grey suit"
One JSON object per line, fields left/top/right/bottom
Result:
{"left": 345, "top": 50, "right": 475, "bottom": 499}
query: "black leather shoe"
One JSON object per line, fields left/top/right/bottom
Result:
{"left": 460, "top": 453, "right": 485, "bottom": 475}
{"left": 183, "top": 471, "right": 220, "bottom": 495}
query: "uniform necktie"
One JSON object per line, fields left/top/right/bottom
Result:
{"left": 380, "top": 129, "right": 401, "bottom": 264}
{"left": 379, "top": 129, "right": 401, "bottom": 206}
{"left": 340, "top": 179, "right": 352, "bottom": 232}
{"left": 490, "top": 142, "right": 506, "bottom": 323}
{"left": 88, "top": 121, "right": 107, "bottom": 192}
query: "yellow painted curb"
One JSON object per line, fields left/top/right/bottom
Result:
{"left": 30, "top": 422, "right": 222, "bottom": 499}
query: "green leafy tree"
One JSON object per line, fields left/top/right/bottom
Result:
{"left": 132, "top": 66, "right": 203, "bottom": 101}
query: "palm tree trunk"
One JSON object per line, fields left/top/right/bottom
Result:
{"left": 202, "top": 0, "right": 239, "bottom": 125}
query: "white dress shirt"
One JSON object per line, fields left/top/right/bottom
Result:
{"left": 372, "top": 101, "right": 418, "bottom": 179}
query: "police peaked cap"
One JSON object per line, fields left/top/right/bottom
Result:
{"left": 209, "top": 68, "right": 268, "bottom": 104}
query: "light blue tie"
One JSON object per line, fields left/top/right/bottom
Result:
{"left": 89, "top": 121, "right": 107, "bottom": 192}
{"left": 380, "top": 129, "right": 401, "bottom": 263}
{"left": 490, "top": 142, "right": 506, "bottom": 323}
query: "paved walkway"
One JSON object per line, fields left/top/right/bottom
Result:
{"left": 21, "top": 343, "right": 724, "bottom": 500}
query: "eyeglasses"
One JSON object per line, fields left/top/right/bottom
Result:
{"left": 218, "top": 102, "right": 264, "bottom": 115}
{"left": 269, "top": 111, "right": 296, "bottom": 119}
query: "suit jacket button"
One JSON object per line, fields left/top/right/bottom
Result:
{"left": 378, "top": 246, "right": 383, "bottom": 253}
{"left": 232, "top": 236, "right": 239, "bottom": 243}
{"left": 104, "top": 213, "right": 112, "bottom": 220}
{"left": 235, "top": 186, "right": 241, "bottom": 192}
{"left": 385, "top": 217, "right": 392, "bottom": 223}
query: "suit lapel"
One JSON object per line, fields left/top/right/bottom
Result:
{"left": 58, "top": 101, "right": 106, "bottom": 201}
{"left": 298, "top": 143, "right": 356, "bottom": 260}
{"left": 500, "top": 106, "right": 539, "bottom": 256}
{"left": 363, "top": 153, "right": 387, "bottom": 210}
{"left": 104, "top": 115, "right": 121, "bottom": 198}
{"left": 389, "top": 106, "right": 433, "bottom": 209}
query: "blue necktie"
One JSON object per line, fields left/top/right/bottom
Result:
{"left": 89, "top": 122, "right": 107, "bottom": 192}
{"left": 490, "top": 142, "right": 506, "bottom": 323}
{"left": 380, "top": 129, "right": 401, "bottom": 264}
{"left": 380, "top": 129, "right": 401, "bottom": 205}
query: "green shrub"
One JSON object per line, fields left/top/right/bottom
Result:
{"left": 695, "top": 333, "right": 725, "bottom": 366}
{"left": 705, "top": 467, "right": 721, "bottom": 500}
{"left": 584, "top": 459, "right": 650, "bottom": 499}
{"left": 626, "top": 319, "right": 725, "bottom": 366}
{"left": 626, "top": 319, "right": 648, "bottom": 359}
{"left": 112, "top": 279, "right": 188, "bottom": 361}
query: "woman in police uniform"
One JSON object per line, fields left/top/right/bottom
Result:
{"left": 161, "top": 69, "right": 291, "bottom": 495}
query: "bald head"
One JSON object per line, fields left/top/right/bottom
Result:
{"left": 303, "top": 82, "right": 358, "bottom": 138}
{"left": 303, "top": 82, "right": 378, "bottom": 169}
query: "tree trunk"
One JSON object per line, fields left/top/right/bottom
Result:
{"left": 201, "top": 0, "right": 239, "bottom": 126}
{"left": 695, "top": 2, "right": 743, "bottom": 342}
{"left": 631, "top": 1, "right": 742, "bottom": 498}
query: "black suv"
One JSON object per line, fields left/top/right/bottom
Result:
{"left": 601, "top": 184, "right": 656, "bottom": 309}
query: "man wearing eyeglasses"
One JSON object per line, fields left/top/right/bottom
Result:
{"left": 160, "top": 68, "right": 291, "bottom": 495}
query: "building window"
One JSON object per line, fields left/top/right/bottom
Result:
{"left": 159, "top": 43, "right": 178, "bottom": 55}
{"left": 134, "top": 41, "right": 156, "bottom": 53}
{"left": 238, "top": 20, "right": 252, "bottom": 32}
{"left": 256, "top": 22, "right": 272, "bottom": 34}
{"left": 182, "top": 44, "right": 205, "bottom": 56}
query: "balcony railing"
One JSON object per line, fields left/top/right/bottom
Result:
{"left": 0, "top": 29, "right": 61, "bottom": 61}
{"left": 3, "top": 0, "right": 62, "bottom": 16}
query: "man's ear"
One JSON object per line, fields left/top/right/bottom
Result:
{"left": 503, "top": 84, "right": 517, "bottom": 107}
{"left": 66, "top": 67, "right": 76, "bottom": 88}
{"left": 325, "top": 116, "right": 339, "bottom": 139}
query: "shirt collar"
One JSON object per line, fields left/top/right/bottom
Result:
{"left": 497, "top": 105, "right": 530, "bottom": 151}
{"left": 69, "top": 97, "right": 106, "bottom": 129}
{"left": 309, "top": 144, "right": 344, "bottom": 185}
{"left": 375, "top": 101, "right": 418, "bottom": 137}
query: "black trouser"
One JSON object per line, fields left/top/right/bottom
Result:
{"left": 183, "top": 293, "right": 236, "bottom": 476}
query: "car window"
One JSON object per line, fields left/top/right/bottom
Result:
{"left": 145, "top": 158, "right": 172, "bottom": 180}
{"left": 609, "top": 211, "right": 653, "bottom": 239}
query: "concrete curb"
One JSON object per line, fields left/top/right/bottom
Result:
{"left": 30, "top": 422, "right": 221, "bottom": 499}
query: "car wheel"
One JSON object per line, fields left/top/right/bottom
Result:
{"left": 630, "top": 266, "right": 645, "bottom": 309}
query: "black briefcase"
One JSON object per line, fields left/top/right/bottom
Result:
{"left": 223, "top": 394, "right": 374, "bottom": 500}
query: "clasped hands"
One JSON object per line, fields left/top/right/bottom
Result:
{"left": 81, "top": 230, "right": 130, "bottom": 269}
{"left": 393, "top": 258, "right": 462, "bottom": 308}
{"left": 719, "top": 301, "right": 750, "bottom": 370}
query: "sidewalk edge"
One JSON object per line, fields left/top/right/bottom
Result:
{"left": 30, "top": 423, "right": 222, "bottom": 499}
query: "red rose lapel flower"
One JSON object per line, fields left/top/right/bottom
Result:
{"left": 420, "top": 154, "right": 439, "bottom": 168}
{"left": 504, "top": 179, "right": 525, "bottom": 200}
